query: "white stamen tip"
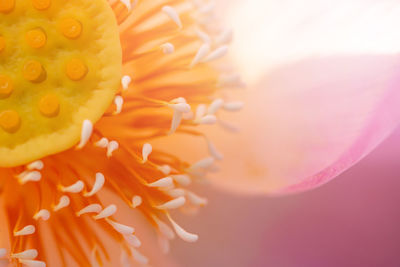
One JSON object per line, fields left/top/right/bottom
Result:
{"left": 196, "top": 29, "right": 211, "bottom": 44}
{"left": 53, "top": 195, "right": 70, "bottom": 212}
{"left": 77, "top": 120, "right": 93, "bottom": 149}
{"left": 170, "top": 97, "right": 187, "bottom": 104}
{"left": 218, "top": 73, "right": 245, "bottom": 88}
{"left": 131, "top": 248, "right": 149, "bottom": 265}
{"left": 161, "top": 43, "right": 175, "bottom": 54}
{"left": 19, "top": 171, "right": 41, "bottom": 185}
{"left": 195, "top": 104, "right": 207, "bottom": 121}
{"left": 218, "top": 119, "right": 240, "bottom": 132}
{"left": 198, "top": 115, "right": 217, "bottom": 125}
{"left": 107, "top": 141, "right": 119, "bottom": 158}
{"left": 18, "top": 259, "right": 46, "bottom": 267}
{"left": 77, "top": 204, "right": 102, "bottom": 217}
{"left": 113, "top": 96, "right": 124, "bottom": 115}
{"left": 162, "top": 6, "right": 182, "bottom": 29}
{"left": 198, "top": 1, "right": 215, "bottom": 13}
{"left": 216, "top": 29, "right": 233, "bottom": 45}
{"left": 207, "top": 139, "right": 223, "bottom": 160}
{"left": 131, "top": 195, "right": 142, "bottom": 208}
{"left": 207, "top": 99, "right": 224, "bottom": 115}
{"left": 0, "top": 248, "right": 6, "bottom": 258}
{"left": 27, "top": 160, "right": 44, "bottom": 171}
{"left": 33, "top": 209, "right": 50, "bottom": 221}
{"left": 186, "top": 191, "right": 208, "bottom": 206}
{"left": 171, "top": 174, "right": 191, "bottom": 186}
{"left": 223, "top": 101, "right": 244, "bottom": 112}
{"left": 168, "top": 97, "right": 189, "bottom": 129}
{"left": 169, "top": 110, "right": 183, "bottom": 134}
{"left": 106, "top": 219, "right": 134, "bottom": 235}
{"left": 191, "top": 157, "right": 215, "bottom": 170}
{"left": 203, "top": 45, "right": 229, "bottom": 63}
{"left": 147, "top": 177, "right": 173, "bottom": 188}
{"left": 190, "top": 43, "right": 210, "bottom": 68}
{"left": 165, "top": 188, "right": 185, "bottom": 198}
{"left": 60, "top": 180, "right": 84, "bottom": 193}
{"left": 120, "top": 0, "right": 132, "bottom": 11}
{"left": 158, "top": 235, "right": 170, "bottom": 254}
{"left": 142, "top": 143, "right": 152, "bottom": 163}
{"left": 120, "top": 250, "right": 130, "bottom": 267}
{"left": 157, "top": 164, "right": 171, "bottom": 175}
{"left": 84, "top": 173, "right": 105, "bottom": 197}
{"left": 155, "top": 197, "right": 186, "bottom": 210}
{"left": 124, "top": 234, "right": 141, "bottom": 248}
{"left": 152, "top": 215, "right": 175, "bottom": 240}
{"left": 121, "top": 75, "right": 132, "bottom": 90}
{"left": 167, "top": 215, "right": 198, "bottom": 243}
{"left": 94, "top": 204, "right": 117, "bottom": 220}
{"left": 12, "top": 249, "right": 38, "bottom": 260}
{"left": 14, "top": 225, "right": 35, "bottom": 236}
{"left": 168, "top": 102, "right": 191, "bottom": 113}
{"left": 95, "top": 137, "right": 109, "bottom": 148}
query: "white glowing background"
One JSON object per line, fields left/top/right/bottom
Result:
{"left": 224, "top": 0, "right": 400, "bottom": 82}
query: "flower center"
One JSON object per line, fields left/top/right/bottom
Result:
{"left": 0, "top": 0, "right": 122, "bottom": 167}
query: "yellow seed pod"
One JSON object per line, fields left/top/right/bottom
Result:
{"left": 0, "top": 0, "right": 122, "bottom": 167}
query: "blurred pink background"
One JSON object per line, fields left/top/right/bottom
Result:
{"left": 171, "top": 127, "right": 400, "bottom": 266}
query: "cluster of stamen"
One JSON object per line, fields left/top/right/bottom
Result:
{"left": 0, "top": 0, "right": 244, "bottom": 266}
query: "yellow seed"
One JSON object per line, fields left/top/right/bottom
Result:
{"left": 32, "top": 0, "right": 51, "bottom": 10}
{"left": 0, "top": 0, "right": 15, "bottom": 13}
{"left": 66, "top": 58, "right": 88, "bottom": 81}
{"left": 23, "top": 60, "right": 46, "bottom": 82}
{"left": 0, "top": 36, "right": 5, "bottom": 53}
{"left": 0, "top": 110, "right": 20, "bottom": 133}
{"left": 0, "top": 75, "right": 13, "bottom": 99}
{"left": 60, "top": 18, "right": 82, "bottom": 39}
{"left": 39, "top": 94, "right": 60, "bottom": 117}
{"left": 26, "top": 29, "right": 47, "bottom": 49}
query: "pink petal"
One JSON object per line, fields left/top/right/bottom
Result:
{"left": 210, "top": 54, "right": 400, "bottom": 194}
{"left": 205, "top": 0, "right": 400, "bottom": 194}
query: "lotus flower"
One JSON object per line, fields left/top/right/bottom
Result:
{"left": 1, "top": 0, "right": 400, "bottom": 266}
